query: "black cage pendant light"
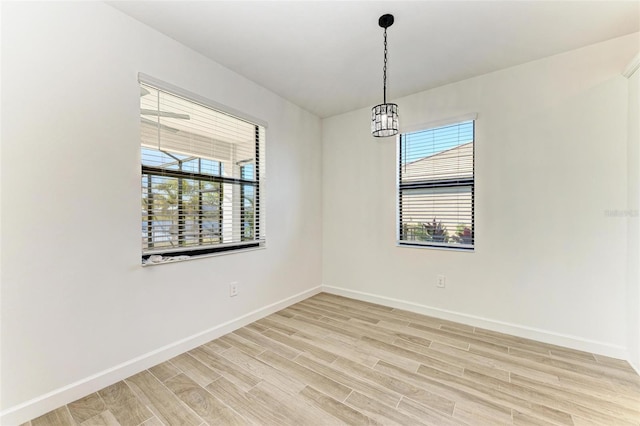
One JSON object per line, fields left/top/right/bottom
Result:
{"left": 371, "top": 13, "right": 399, "bottom": 137}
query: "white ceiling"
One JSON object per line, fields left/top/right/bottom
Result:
{"left": 109, "top": 1, "right": 639, "bottom": 118}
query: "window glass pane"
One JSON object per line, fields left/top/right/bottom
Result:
{"left": 399, "top": 120, "right": 474, "bottom": 248}
{"left": 140, "top": 82, "right": 265, "bottom": 259}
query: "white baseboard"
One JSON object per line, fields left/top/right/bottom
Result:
{"left": 0, "top": 286, "right": 322, "bottom": 425}
{"left": 322, "top": 285, "right": 629, "bottom": 361}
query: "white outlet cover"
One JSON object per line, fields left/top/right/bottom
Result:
{"left": 229, "top": 282, "right": 238, "bottom": 297}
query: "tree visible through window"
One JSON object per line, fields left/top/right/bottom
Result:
{"left": 142, "top": 151, "right": 223, "bottom": 250}
{"left": 398, "top": 120, "right": 475, "bottom": 249}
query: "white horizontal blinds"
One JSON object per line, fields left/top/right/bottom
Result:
{"left": 399, "top": 120, "right": 474, "bottom": 248}
{"left": 140, "top": 83, "right": 265, "bottom": 255}
{"left": 140, "top": 84, "right": 255, "bottom": 163}
{"left": 401, "top": 122, "right": 473, "bottom": 182}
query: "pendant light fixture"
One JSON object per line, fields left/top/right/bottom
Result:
{"left": 371, "top": 13, "right": 399, "bottom": 137}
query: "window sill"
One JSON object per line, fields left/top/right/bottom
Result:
{"left": 141, "top": 244, "right": 266, "bottom": 267}
{"left": 396, "top": 242, "right": 474, "bottom": 253}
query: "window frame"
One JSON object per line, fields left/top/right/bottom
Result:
{"left": 396, "top": 116, "right": 476, "bottom": 251}
{"left": 139, "top": 74, "right": 267, "bottom": 263}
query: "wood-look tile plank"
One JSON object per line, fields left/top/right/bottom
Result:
{"left": 593, "top": 354, "right": 637, "bottom": 372}
{"left": 169, "top": 352, "right": 221, "bottom": 387}
{"left": 508, "top": 346, "right": 640, "bottom": 389}
{"left": 315, "top": 293, "right": 395, "bottom": 312}
{"left": 512, "top": 409, "right": 555, "bottom": 426}
{"left": 428, "top": 341, "right": 552, "bottom": 383}
{"left": 299, "top": 385, "right": 379, "bottom": 425}
{"left": 374, "top": 359, "right": 514, "bottom": 422}
{"left": 31, "top": 407, "right": 76, "bottom": 426}
{"left": 397, "top": 397, "right": 465, "bottom": 426}
{"left": 549, "top": 347, "right": 596, "bottom": 363}
{"left": 189, "top": 346, "right": 261, "bottom": 391}
{"left": 352, "top": 335, "right": 432, "bottom": 372}
{"left": 98, "top": 381, "right": 152, "bottom": 426}
{"left": 234, "top": 327, "right": 300, "bottom": 360}
{"left": 312, "top": 295, "right": 418, "bottom": 328}
{"left": 362, "top": 335, "right": 465, "bottom": 376}
{"left": 512, "top": 371, "right": 640, "bottom": 414}
{"left": 218, "top": 332, "right": 265, "bottom": 357}
{"left": 220, "top": 346, "right": 305, "bottom": 393}
{"left": 297, "top": 330, "right": 380, "bottom": 368}
{"left": 254, "top": 316, "right": 299, "bottom": 335}
{"left": 205, "top": 376, "right": 291, "bottom": 425}
{"left": 273, "top": 308, "right": 297, "bottom": 318}
{"left": 389, "top": 307, "right": 471, "bottom": 331}
{"left": 345, "top": 390, "right": 429, "bottom": 425}
{"left": 409, "top": 322, "right": 510, "bottom": 353}
{"left": 391, "top": 333, "right": 433, "bottom": 351}
{"left": 67, "top": 393, "right": 105, "bottom": 424}
{"left": 295, "top": 353, "right": 402, "bottom": 407}
{"left": 453, "top": 403, "right": 512, "bottom": 425}
{"left": 138, "top": 417, "right": 164, "bottom": 426}
{"left": 164, "top": 373, "right": 248, "bottom": 425}
{"left": 468, "top": 344, "right": 581, "bottom": 385}
{"left": 248, "top": 380, "right": 331, "bottom": 425}
{"left": 244, "top": 322, "right": 269, "bottom": 334}
{"left": 416, "top": 364, "right": 574, "bottom": 425}
{"left": 286, "top": 312, "right": 364, "bottom": 341}
{"left": 333, "top": 357, "right": 456, "bottom": 416}
{"left": 296, "top": 300, "right": 353, "bottom": 321}
{"left": 265, "top": 311, "right": 337, "bottom": 340}
{"left": 267, "top": 312, "right": 334, "bottom": 338}
{"left": 440, "top": 324, "right": 482, "bottom": 335}
{"left": 257, "top": 349, "right": 353, "bottom": 401}
{"left": 463, "top": 327, "right": 555, "bottom": 357}
{"left": 377, "top": 319, "right": 471, "bottom": 350}
{"left": 571, "top": 416, "right": 611, "bottom": 426}
{"left": 261, "top": 328, "right": 338, "bottom": 363}
{"left": 149, "top": 360, "right": 180, "bottom": 382}
{"left": 482, "top": 343, "right": 639, "bottom": 397}
{"left": 79, "top": 410, "right": 119, "bottom": 426}
{"left": 202, "top": 339, "right": 231, "bottom": 354}
{"left": 503, "top": 372, "right": 640, "bottom": 423}
{"left": 551, "top": 381, "right": 640, "bottom": 411}
{"left": 322, "top": 333, "right": 421, "bottom": 373}
{"left": 303, "top": 298, "right": 380, "bottom": 324}
{"left": 316, "top": 315, "right": 397, "bottom": 344}
{"left": 125, "top": 370, "right": 201, "bottom": 426}
{"left": 280, "top": 305, "right": 324, "bottom": 320}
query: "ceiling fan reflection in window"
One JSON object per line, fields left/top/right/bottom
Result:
{"left": 139, "top": 86, "right": 190, "bottom": 133}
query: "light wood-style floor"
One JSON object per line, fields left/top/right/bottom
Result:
{"left": 25, "top": 293, "right": 640, "bottom": 425}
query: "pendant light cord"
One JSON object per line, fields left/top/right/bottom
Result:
{"left": 383, "top": 27, "right": 388, "bottom": 104}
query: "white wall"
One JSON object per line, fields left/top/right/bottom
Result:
{"left": 323, "top": 34, "right": 639, "bottom": 357}
{"left": 627, "top": 60, "right": 640, "bottom": 372}
{"left": 0, "top": 1, "right": 322, "bottom": 420}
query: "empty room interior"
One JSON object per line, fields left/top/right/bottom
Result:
{"left": 2, "top": 1, "right": 640, "bottom": 425}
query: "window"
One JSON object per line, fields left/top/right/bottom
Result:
{"left": 140, "top": 80, "right": 265, "bottom": 262}
{"left": 398, "top": 119, "right": 475, "bottom": 250}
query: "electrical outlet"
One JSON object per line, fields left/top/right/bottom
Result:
{"left": 229, "top": 282, "right": 239, "bottom": 297}
{"left": 437, "top": 275, "right": 446, "bottom": 288}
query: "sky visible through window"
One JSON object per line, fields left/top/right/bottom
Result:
{"left": 402, "top": 120, "right": 474, "bottom": 164}
{"left": 141, "top": 147, "right": 222, "bottom": 175}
